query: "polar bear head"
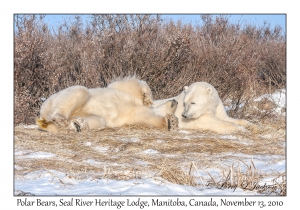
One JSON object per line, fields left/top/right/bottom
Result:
{"left": 181, "top": 82, "right": 219, "bottom": 119}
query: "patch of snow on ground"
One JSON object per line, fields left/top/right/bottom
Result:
{"left": 220, "top": 135, "right": 237, "bottom": 140}
{"left": 14, "top": 165, "right": 23, "bottom": 170}
{"left": 94, "top": 146, "right": 109, "bottom": 152}
{"left": 85, "top": 159, "right": 102, "bottom": 165}
{"left": 255, "top": 159, "right": 285, "bottom": 174}
{"left": 134, "top": 159, "right": 149, "bottom": 165}
{"left": 15, "top": 150, "right": 30, "bottom": 156}
{"left": 156, "top": 139, "right": 165, "bottom": 143}
{"left": 84, "top": 142, "right": 92, "bottom": 146}
{"left": 224, "top": 98, "right": 245, "bottom": 111}
{"left": 254, "top": 89, "right": 286, "bottom": 113}
{"left": 21, "top": 151, "right": 56, "bottom": 159}
{"left": 179, "top": 130, "right": 191, "bottom": 134}
{"left": 143, "top": 149, "right": 159, "bottom": 154}
{"left": 23, "top": 124, "right": 39, "bottom": 129}
{"left": 119, "top": 137, "right": 140, "bottom": 142}
{"left": 219, "top": 153, "right": 285, "bottom": 174}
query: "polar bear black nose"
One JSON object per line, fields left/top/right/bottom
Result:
{"left": 182, "top": 114, "right": 187, "bottom": 118}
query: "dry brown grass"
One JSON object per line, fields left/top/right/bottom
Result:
{"left": 14, "top": 117, "right": 285, "bottom": 195}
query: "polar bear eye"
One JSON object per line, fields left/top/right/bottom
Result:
{"left": 191, "top": 102, "right": 196, "bottom": 105}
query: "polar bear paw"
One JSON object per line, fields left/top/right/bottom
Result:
{"left": 143, "top": 92, "right": 153, "bottom": 107}
{"left": 69, "top": 117, "right": 89, "bottom": 132}
{"left": 166, "top": 114, "right": 178, "bottom": 131}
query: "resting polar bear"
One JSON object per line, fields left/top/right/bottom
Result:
{"left": 36, "top": 76, "right": 178, "bottom": 133}
{"left": 153, "top": 82, "right": 252, "bottom": 134}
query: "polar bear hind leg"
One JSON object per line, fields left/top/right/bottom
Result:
{"left": 37, "top": 86, "right": 90, "bottom": 132}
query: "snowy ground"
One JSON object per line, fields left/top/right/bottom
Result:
{"left": 15, "top": 171, "right": 259, "bottom": 196}
{"left": 14, "top": 126, "right": 285, "bottom": 196}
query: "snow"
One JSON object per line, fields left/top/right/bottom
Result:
{"left": 156, "top": 139, "right": 165, "bottom": 143}
{"left": 225, "top": 89, "right": 286, "bottom": 114}
{"left": 224, "top": 98, "right": 246, "bottom": 111}
{"left": 119, "top": 137, "right": 140, "bottom": 142}
{"left": 85, "top": 159, "right": 102, "bottom": 165}
{"left": 14, "top": 151, "right": 285, "bottom": 196}
{"left": 220, "top": 135, "right": 237, "bottom": 140}
{"left": 15, "top": 170, "right": 258, "bottom": 196}
{"left": 254, "top": 89, "right": 286, "bottom": 113}
{"left": 21, "top": 152, "right": 56, "bottom": 159}
{"left": 22, "top": 124, "right": 39, "bottom": 129}
{"left": 94, "top": 146, "right": 109, "bottom": 152}
{"left": 179, "top": 130, "right": 191, "bottom": 134}
{"left": 254, "top": 89, "right": 286, "bottom": 108}
{"left": 142, "top": 149, "right": 160, "bottom": 154}
{"left": 84, "top": 142, "right": 92, "bottom": 146}
{"left": 219, "top": 153, "right": 286, "bottom": 173}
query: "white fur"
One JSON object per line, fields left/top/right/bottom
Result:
{"left": 38, "top": 77, "right": 175, "bottom": 133}
{"left": 153, "top": 82, "right": 251, "bottom": 134}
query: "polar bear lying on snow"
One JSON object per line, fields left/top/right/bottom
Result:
{"left": 153, "top": 82, "right": 254, "bottom": 134}
{"left": 36, "top": 76, "right": 178, "bottom": 133}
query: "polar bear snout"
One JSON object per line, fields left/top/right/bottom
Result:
{"left": 182, "top": 105, "right": 192, "bottom": 118}
{"left": 181, "top": 109, "right": 197, "bottom": 119}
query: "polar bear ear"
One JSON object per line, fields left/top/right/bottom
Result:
{"left": 206, "top": 87, "right": 213, "bottom": 95}
{"left": 183, "top": 86, "right": 189, "bottom": 93}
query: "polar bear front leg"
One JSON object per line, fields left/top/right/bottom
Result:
{"left": 126, "top": 106, "right": 178, "bottom": 131}
{"left": 166, "top": 114, "right": 179, "bottom": 131}
{"left": 153, "top": 99, "right": 178, "bottom": 116}
{"left": 146, "top": 113, "right": 178, "bottom": 131}
{"left": 190, "top": 115, "right": 241, "bottom": 134}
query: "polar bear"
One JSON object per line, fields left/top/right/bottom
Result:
{"left": 36, "top": 76, "right": 178, "bottom": 133}
{"left": 153, "top": 82, "right": 252, "bottom": 134}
